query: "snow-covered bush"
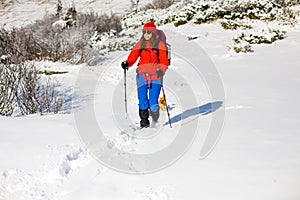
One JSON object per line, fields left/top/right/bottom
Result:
{"left": 233, "top": 29, "right": 286, "bottom": 45}
{"left": 52, "top": 6, "right": 77, "bottom": 32}
{"left": 191, "top": 2, "right": 229, "bottom": 25}
{"left": 220, "top": 20, "right": 252, "bottom": 30}
{"left": 232, "top": 41, "right": 253, "bottom": 53}
{"left": 0, "top": 62, "right": 65, "bottom": 116}
{"left": 123, "top": 0, "right": 299, "bottom": 29}
{"left": 90, "top": 30, "right": 137, "bottom": 56}
{"left": 122, "top": 0, "right": 296, "bottom": 54}
{"left": 231, "top": 28, "right": 286, "bottom": 53}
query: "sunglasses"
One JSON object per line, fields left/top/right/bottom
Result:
{"left": 143, "top": 30, "right": 153, "bottom": 35}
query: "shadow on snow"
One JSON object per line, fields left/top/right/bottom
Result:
{"left": 164, "top": 101, "right": 223, "bottom": 126}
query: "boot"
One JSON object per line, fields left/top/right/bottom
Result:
{"left": 139, "top": 109, "right": 150, "bottom": 128}
{"left": 150, "top": 109, "right": 159, "bottom": 122}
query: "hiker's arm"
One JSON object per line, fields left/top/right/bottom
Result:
{"left": 126, "top": 41, "right": 141, "bottom": 67}
{"left": 157, "top": 41, "right": 168, "bottom": 73}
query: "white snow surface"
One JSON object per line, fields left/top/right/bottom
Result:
{"left": 1, "top": 1, "right": 300, "bottom": 200}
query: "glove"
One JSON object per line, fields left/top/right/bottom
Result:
{"left": 121, "top": 61, "right": 129, "bottom": 70}
{"left": 156, "top": 68, "right": 163, "bottom": 78}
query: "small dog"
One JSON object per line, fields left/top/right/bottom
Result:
{"left": 158, "top": 96, "right": 167, "bottom": 111}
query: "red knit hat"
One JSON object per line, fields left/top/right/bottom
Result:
{"left": 142, "top": 21, "right": 158, "bottom": 37}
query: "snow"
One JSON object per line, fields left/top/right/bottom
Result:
{"left": 0, "top": 0, "right": 152, "bottom": 29}
{"left": 1, "top": 1, "right": 300, "bottom": 200}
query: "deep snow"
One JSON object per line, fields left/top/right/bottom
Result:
{"left": 1, "top": 1, "right": 300, "bottom": 200}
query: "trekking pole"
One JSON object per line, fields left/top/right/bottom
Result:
{"left": 124, "top": 68, "right": 128, "bottom": 118}
{"left": 160, "top": 78, "right": 172, "bottom": 128}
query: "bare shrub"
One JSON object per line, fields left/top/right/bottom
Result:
{"left": 0, "top": 62, "right": 65, "bottom": 116}
{"left": 32, "top": 79, "right": 65, "bottom": 115}
{"left": 273, "top": 0, "right": 300, "bottom": 7}
{"left": 152, "top": 0, "right": 175, "bottom": 9}
{"left": 130, "top": 0, "right": 140, "bottom": 13}
{"left": 0, "top": 0, "right": 15, "bottom": 9}
{"left": 0, "top": 7, "right": 122, "bottom": 65}
{"left": 140, "top": 0, "right": 178, "bottom": 11}
{"left": 76, "top": 12, "right": 122, "bottom": 34}
{"left": 0, "top": 28, "right": 27, "bottom": 64}
{"left": 0, "top": 4, "right": 124, "bottom": 116}
{"left": 0, "top": 64, "right": 15, "bottom": 116}
{"left": 143, "top": 3, "right": 155, "bottom": 10}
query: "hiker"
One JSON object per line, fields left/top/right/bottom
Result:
{"left": 121, "top": 21, "right": 169, "bottom": 128}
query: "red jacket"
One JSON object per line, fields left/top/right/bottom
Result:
{"left": 126, "top": 40, "right": 168, "bottom": 80}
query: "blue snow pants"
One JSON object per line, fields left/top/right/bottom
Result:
{"left": 136, "top": 74, "right": 161, "bottom": 112}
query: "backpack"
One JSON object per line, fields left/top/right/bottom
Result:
{"left": 157, "top": 29, "right": 171, "bottom": 66}
{"left": 139, "top": 29, "right": 171, "bottom": 66}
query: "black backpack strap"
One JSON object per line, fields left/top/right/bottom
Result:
{"left": 157, "top": 49, "right": 161, "bottom": 63}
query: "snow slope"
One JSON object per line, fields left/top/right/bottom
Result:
{"left": 0, "top": 0, "right": 151, "bottom": 29}
{"left": 1, "top": 1, "right": 300, "bottom": 200}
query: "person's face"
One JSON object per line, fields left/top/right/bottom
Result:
{"left": 143, "top": 30, "right": 153, "bottom": 40}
